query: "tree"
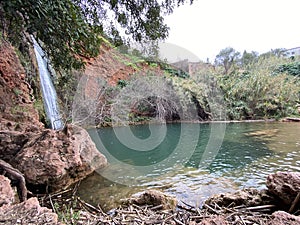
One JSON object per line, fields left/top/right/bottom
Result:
{"left": 0, "top": 0, "right": 193, "bottom": 71}
{"left": 215, "top": 47, "right": 241, "bottom": 74}
{"left": 259, "top": 48, "right": 286, "bottom": 59}
{"left": 241, "top": 50, "right": 258, "bottom": 67}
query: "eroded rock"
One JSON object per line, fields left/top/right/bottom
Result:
{"left": 205, "top": 188, "right": 275, "bottom": 208}
{"left": 126, "top": 190, "right": 177, "bottom": 210}
{"left": 266, "top": 171, "right": 300, "bottom": 205}
{"left": 0, "top": 175, "right": 15, "bottom": 207}
{"left": 10, "top": 124, "right": 107, "bottom": 192}
{"left": 0, "top": 197, "right": 62, "bottom": 225}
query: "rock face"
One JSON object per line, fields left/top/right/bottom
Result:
{"left": 0, "top": 39, "right": 40, "bottom": 126}
{"left": 0, "top": 175, "right": 15, "bottom": 207}
{"left": 84, "top": 45, "right": 163, "bottom": 86}
{"left": 266, "top": 171, "right": 300, "bottom": 205}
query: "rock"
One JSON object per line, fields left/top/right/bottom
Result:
{"left": 126, "top": 190, "right": 177, "bottom": 210}
{"left": 205, "top": 188, "right": 275, "bottom": 208}
{"left": 0, "top": 128, "right": 32, "bottom": 162}
{"left": 266, "top": 172, "right": 300, "bottom": 205}
{"left": 267, "top": 211, "right": 300, "bottom": 225}
{"left": 0, "top": 175, "right": 15, "bottom": 207}
{"left": 0, "top": 197, "right": 62, "bottom": 225}
{"left": 10, "top": 124, "right": 107, "bottom": 192}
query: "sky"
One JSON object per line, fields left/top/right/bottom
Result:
{"left": 159, "top": 0, "right": 300, "bottom": 63}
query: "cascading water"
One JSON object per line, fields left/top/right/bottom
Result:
{"left": 32, "top": 36, "right": 63, "bottom": 130}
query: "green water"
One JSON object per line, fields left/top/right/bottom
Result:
{"left": 78, "top": 122, "right": 300, "bottom": 210}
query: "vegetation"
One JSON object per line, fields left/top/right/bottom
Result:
{"left": 215, "top": 49, "right": 300, "bottom": 120}
{"left": 71, "top": 45, "right": 300, "bottom": 126}
{"left": 0, "top": 0, "right": 193, "bottom": 71}
{"left": 214, "top": 47, "right": 241, "bottom": 74}
{"left": 273, "top": 60, "right": 300, "bottom": 77}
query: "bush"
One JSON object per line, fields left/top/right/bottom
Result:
{"left": 218, "top": 56, "right": 300, "bottom": 120}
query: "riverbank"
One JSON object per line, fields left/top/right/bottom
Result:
{"left": 32, "top": 171, "right": 299, "bottom": 224}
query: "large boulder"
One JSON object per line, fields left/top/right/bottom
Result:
{"left": 266, "top": 172, "right": 300, "bottom": 205}
{"left": 9, "top": 124, "right": 107, "bottom": 192}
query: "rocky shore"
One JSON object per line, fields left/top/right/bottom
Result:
{"left": 0, "top": 171, "right": 299, "bottom": 224}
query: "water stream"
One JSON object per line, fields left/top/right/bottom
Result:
{"left": 32, "top": 37, "right": 63, "bottom": 130}
{"left": 78, "top": 122, "right": 300, "bottom": 211}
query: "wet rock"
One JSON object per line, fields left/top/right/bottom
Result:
{"left": 11, "top": 124, "right": 107, "bottom": 192}
{"left": 205, "top": 188, "right": 275, "bottom": 208}
{"left": 266, "top": 172, "right": 300, "bottom": 205}
{"left": 267, "top": 211, "right": 300, "bottom": 225}
{"left": 126, "top": 190, "right": 177, "bottom": 210}
{"left": 0, "top": 197, "right": 62, "bottom": 225}
{"left": 0, "top": 175, "right": 15, "bottom": 207}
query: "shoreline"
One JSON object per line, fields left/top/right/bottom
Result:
{"left": 37, "top": 172, "right": 300, "bottom": 224}
{"left": 83, "top": 118, "right": 282, "bottom": 130}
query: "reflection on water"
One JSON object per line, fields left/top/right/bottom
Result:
{"left": 78, "top": 122, "right": 300, "bottom": 211}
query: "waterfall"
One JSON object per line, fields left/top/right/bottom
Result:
{"left": 32, "top": 36, "right": 63, "bottom": 130}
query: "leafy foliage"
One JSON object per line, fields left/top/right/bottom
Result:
{"left": 1, "top": 0, "right": 102, "bottom": 70}
{"left": 0, "top": 0, "right": 192, "bottom": 71}
{"left": 274, "top": 61, "right": 300, "bottom": 77}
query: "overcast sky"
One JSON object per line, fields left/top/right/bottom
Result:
{"left": 159, "top": 0, "right": 300, "bottom": 63}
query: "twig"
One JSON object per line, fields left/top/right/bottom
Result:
{"left": 77, "top": 197, "right": 102, "bottom": 214}
{"left": 150, "top": 204, "right": 163, "bottom": 210}
{"left": 44, "top": 188, "right": 72, "bottom": 199}
{"left": 203, "top": 204, "right": 220, "bottom": 214}
{"left": 48, "top": 194, "right": 56, "bottom": 214}
{"left": 244, "top": 205, "right": 276, "bottom": 212}
{"left": 238, "top": 215, "right": 246, "bottom": 225}
{"left": 180, "top": 200, "right": 194, "bottom": 209}
{"left": 289, "top": 192, "right": 300, "bottom": 213}
{"left": 173, "top": 217, "right": 185, "bottom": 225}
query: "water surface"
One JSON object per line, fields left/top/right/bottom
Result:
{"left": 78, "top": 122, "right": 300, "bottom": 210}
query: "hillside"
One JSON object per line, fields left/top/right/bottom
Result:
{"left": 69, "top": 44, "right": 214, "bottom": 127}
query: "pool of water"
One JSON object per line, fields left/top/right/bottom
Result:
{"left": 77, "top": 122, "right": 300, "bottom": 211}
